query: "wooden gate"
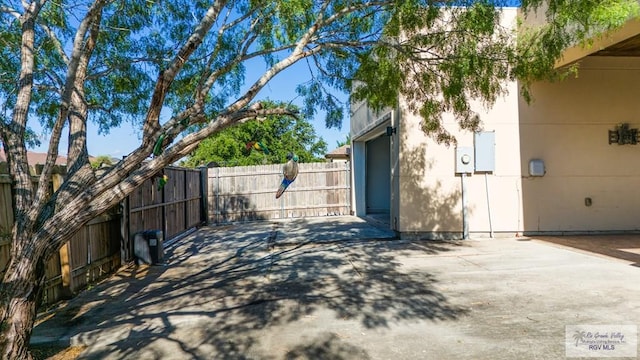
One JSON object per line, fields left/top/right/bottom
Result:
{"left": 122, "top": 166, "right": 206, "bottom": 260}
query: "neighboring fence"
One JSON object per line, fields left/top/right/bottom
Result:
{"left": 208, "top": 161, "right": 351, "bottom": 224}
{"left": 0, "top": 175, "right": 12, "bottom": 245}
{"left": 0, "top": 165, "right": 206, "bottom": 306}
{"left": 50, "top": 212, "right": 121, "bottom": 303}
{"left": 0, "top": 175, "right": 15, "bottom": 288}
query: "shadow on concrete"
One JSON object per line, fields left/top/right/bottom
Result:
{"left": 32, "top": 221, "right": 468, "bottom": 359}
{"left": 284, "top": 332, "right": 371, "bottom": 360}
{"left": 271, "top": 216, "right": 397, "bottom": 245}
{"left": 533, "top": 235, "right": 640, "bottom": 267}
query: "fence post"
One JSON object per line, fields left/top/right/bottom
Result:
{"left": 199, "top": 166, "right": 208, "bottom": 225}
{"left": 59, "top": 242, "right": 74, "bottom": 298}
{"left": 162, "top": 168, "right": 167, "bottom": 239}
{"left": 182, "top": 169, "right": 188, "bottom": 230}
{"left": 215, "top": 167, "right": 219, "bottom": 225}
{"left": 346, "top": 161, "right": 352, "bottom": 215}
{"left": 53, "top": 172, "right": 76, "bottom": 297}
{"left": 120, "top": 194, "right": 130, "bottom": 264}
{"left": 120, "top": 156, "right": 133, "bottom": 264}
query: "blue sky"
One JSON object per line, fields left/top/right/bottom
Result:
{"left": 31, "top": 59, "right": 350, "bottom": 158}
{"left": 29, "top": 0, "right": 524, "bottom": 159}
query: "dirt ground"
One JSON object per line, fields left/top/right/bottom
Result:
{"left": 30, "top": 344, "right": 86, "bottom": 360}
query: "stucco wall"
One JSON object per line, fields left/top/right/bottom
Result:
{"left": 396, "top": 8, "right": 523, "bottom": 237}
{"left": 397, "top": 79, "right": 523, "bottom": 237}
{"left": 398, "top": 56, "right": 640, "bottom": 236}
{"left": 519, "top": 56, "right": 640, "bottom": 233}
{"left": 351, "top": 100, "right": 393, "bottom": 140}
{"left": 351, "top": 8, "right": 640, "bottom": 236}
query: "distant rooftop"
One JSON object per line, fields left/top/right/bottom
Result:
{"left": 325, "top": 145, "right": 350, "bottom": 160}
{"left": 0, "top": 149, "right": 67, "bottom": 166}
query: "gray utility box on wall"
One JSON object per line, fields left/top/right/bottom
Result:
{"left": 474, "top": 131, "right": 495, "bottom": 172}
{"left": 529, "top": 159, "right": 545, "bottom": 177}
{"left": 134, "top": 230, "right": 165, "bottom": 265}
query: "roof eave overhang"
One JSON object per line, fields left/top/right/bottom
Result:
{"left": 555, "top": 17, "right": 640, "bottom": 69}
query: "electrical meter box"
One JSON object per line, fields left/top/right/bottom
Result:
{"left": 455, "top": 147, "right": 474, "bottom": 174}
{"left": 474, "top": 131, "right": 495, "bottom": 172}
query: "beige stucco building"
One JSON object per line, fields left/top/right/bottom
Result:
{"left": 351, "top": 7, "right": 640, "bottom": 239}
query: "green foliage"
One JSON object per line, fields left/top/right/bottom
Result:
{"left": 1, "top": 0, "right": 637, "bottom": 150}
{"left": 515, "top": 0, "right": 640, "bottom": 99}
{"left": 181, "top": 102, "right": 327, "bottom": 167}
{"left": 352, "top": 1, "right": 515, "bottom": 144}
{"left": 90, "top": 155, "right": 114, "bottom": 169}
{"left": 345, "top": 0, "right": 640, "bottom": 143}
{"left": 336, "top": 134, "right": 351, "bottom": 148}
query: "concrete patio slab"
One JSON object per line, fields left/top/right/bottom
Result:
{"left": 31, "top": 217, "right": 640, "bottom": 359}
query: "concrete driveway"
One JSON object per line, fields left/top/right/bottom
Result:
{"left": 32, "top": 217, "right": 640, "bottom": 359}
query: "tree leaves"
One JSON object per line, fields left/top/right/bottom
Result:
{"left": 515, "top": 0, "right": 640, "bottom": 100}
{"left": 1, "top": 0, "right": 638, "bottom": 151}
{"left": 350, "top": 1, "right": 514, "bottom": 144}
{"left": 182, "top": 102, "right": 327, "bottom": 167}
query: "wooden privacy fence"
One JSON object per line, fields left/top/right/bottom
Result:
{"left": 0, "top": 173, "right": 121, "bottom": 306}
{"left": 0, "top": 165, "right": 205, "bottom": 307}
{"left": 122, "top": 166, "right": 206, "bottom": 260}
{"left": 208, "top": 161, "right": 351, "bottom": 224}
{"left": 54, "top": 212, "right": 121, "bottom": 303}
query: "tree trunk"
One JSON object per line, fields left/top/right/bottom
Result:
{"left": 0, "top": 240, "right": 45, "bottom": 360}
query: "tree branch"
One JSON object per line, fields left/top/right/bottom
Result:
{"left": 142, "top": 0, "right": 227, "bottom": 140}
{"left": 37, "top": 22, "right": 69, "bottom": 65}
{"left": 0, "top": 5, "right": 21, "bottom": 19}
{"left": 31, "top": 0, "right": 109, "bottom": 220}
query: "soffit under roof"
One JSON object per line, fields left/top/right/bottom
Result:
{"left": 555, "top": 18, "right": 640, "bottom": 68}
{"left": 592, "top": 33, "right": 640, "bottom": 57}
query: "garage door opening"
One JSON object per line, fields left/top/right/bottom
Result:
{"left": 365, "top": 134, "right": 391, "bottom": 215}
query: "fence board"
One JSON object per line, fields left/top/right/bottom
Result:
{"left": 1, "top": 176, "right": 14, "bottom": 247}
{"left": 127, "top": 166, "right": 204, "bottom": 251}
{"left": 0, "top": 177, "right": 11, "bottom": 276}
{"left": 42, "top": 251, "right": 62, "bottom": 305}
{"left": 209, "top": 162, "right": 351, "bottom": 224}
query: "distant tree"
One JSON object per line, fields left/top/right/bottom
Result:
{"left": 182, "top": 103, "right": 327, "bottom": 167}
{"left": 90, "top": 155, "right": 114, "bottom": 169}
{"left": 336, "top": 134, "right": 351, "bottom": 148}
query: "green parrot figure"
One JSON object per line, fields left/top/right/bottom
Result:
{"left": 157, "top": 174, "right": 169, "bottom": 190}
{"left": 246, "top": 141, "right": 270, "bottom": 155}
{"left": 276, "top": 153, "right": 299, "bottom": 199}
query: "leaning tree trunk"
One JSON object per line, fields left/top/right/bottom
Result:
{"left": 0, "top": 232, "right": 47, "bottom": 360}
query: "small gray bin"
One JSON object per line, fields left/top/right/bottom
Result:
{"left": 134, "top": 230, "right": 164, "bottom": 265}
